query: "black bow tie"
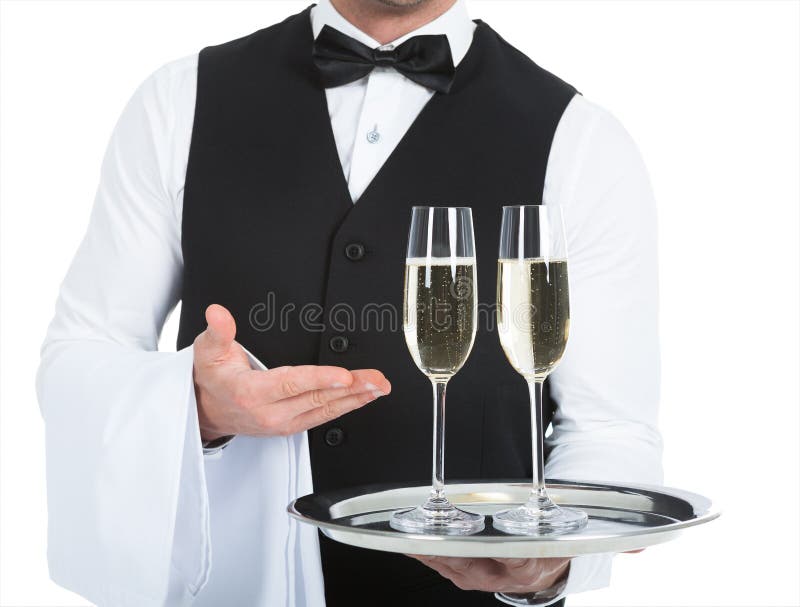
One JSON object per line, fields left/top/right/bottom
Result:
{"left": 312, "top": 25, "right": 456, "bottom": 94}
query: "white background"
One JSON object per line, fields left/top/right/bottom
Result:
{"left": 1, "top": 1, "right": 798, "bottom": 605}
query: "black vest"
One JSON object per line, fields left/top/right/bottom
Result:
{"left": 178, "top": 7, "right": 575, "bottom": 606}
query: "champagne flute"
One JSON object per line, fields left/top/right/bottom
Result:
{"left": 493, "top": 205, "right": 588, "bottom": 535}
{"left": 389, "top": 206, "right": 485, "bottom": 535}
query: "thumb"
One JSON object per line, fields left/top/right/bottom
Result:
{"left": 198, "top": 304, "right": 237, "bottom": 359}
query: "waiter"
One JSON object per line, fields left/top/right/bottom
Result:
{"left": 37, "top": 0, "right": 663, "bottom": 605}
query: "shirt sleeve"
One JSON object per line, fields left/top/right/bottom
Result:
{"left": 35, "top": 55, "right": 211, "bottom": 606}
{"left": 536, "top": 94, "right": 665, "bottom": 602}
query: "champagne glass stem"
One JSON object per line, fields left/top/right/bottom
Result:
{"left": 429, "top": 379, "right": 448, "bottom": 503}
{"left": 528, "top": 379, "right": 547, "bottom": 501}
{"left": 493, "top": 377, "right": 588, "bottom": 534}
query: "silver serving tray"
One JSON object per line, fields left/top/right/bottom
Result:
{"left": 288, "top": 480, "right": 719, "bottom": 558}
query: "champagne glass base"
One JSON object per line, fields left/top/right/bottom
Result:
{"left": 493, "top": 494, "right": 588, "bottom": 536}
{"left": 390, "top": 498, "right": 485, "bottom": 536}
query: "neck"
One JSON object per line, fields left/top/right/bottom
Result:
{"left": 330, "top": 0, "right": 457, "bottom": 45}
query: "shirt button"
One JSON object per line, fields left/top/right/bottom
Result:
{"left": 324, "top": 427, "right": 345, "bottom": 447}
{"left": 345, "top": 243, "right": 366, "bottom": 261}
{"left": 329, "top": 335, "right": 349, "bottom": 353}
{"left": 366, "top": 126, "right": 380, "bottom": 144}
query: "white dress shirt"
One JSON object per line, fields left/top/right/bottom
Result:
{"left": 37, "top": 1, "right": 663, "bottom": 606}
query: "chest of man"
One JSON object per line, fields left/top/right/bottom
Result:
{"left": 176, "top": 7, "right": 576, "bottom": 600}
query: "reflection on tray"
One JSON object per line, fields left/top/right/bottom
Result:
{"left": 291, "top": 481, "right": 718, "bottom": 557}
{"left": 334, "top": 506, "right": 678, "bottom": 535}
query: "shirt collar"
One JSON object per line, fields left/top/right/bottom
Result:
{"left": 310, "top": 0, "right": 475, "bottom": 67}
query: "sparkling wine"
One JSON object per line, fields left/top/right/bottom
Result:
{"left": 404, "top": 258, "right": 477, "bottom": 379}
{"left": 497, "top": 258, "right": 570, "bottom": 380}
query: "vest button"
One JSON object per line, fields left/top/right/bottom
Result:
{"left": 329, "top": 335, "right": 349, "bottom": 353}
{"left": 344, "top": 243, "right": 366, "bottom": 261}
{"left": 324, "top": 427, "right": 345, "bottom": 447}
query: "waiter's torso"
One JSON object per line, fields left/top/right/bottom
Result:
{"left": 177, "top": 6, "right": 576, "bottom": 605}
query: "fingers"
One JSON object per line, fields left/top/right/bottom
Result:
{"left": 244, "top": 368, "right": 391, "bottom": 435}
{"left": 494, "top": 557, "right": 569, "bottom": 592}
{"left": 410, "top": 556, "right": 500, "bottom": 592}
{"left": 195, "top": 304, "right": 237, "bottom": 362}
{"left": 349, "top": 369, "right": 392, "bottom": 395}
{"left": 282, "top": 389, "right": 385, "bottom": 434}
{"left": 412, "top": 556, "right": 477, "bottom": 580}
{"left": 410, "top": 556, "right": 570, "bottom": 593}
{"left": 218, "top": 366, "right": 391, "bottom": 437}
{"left": 408, "top": 555, "right": 462, "bottom": 579}
{"left": 249, "top": 367, "right": 390, "bottom": 406}
{"left": 248, "top": 365, "right": 356, "bottom": 402}
{"left": 206, "top": 304, "right": 237, "bottom": 346}
{"left": 492, "top": 557, "right": 547, "bottom": 584}
{"left": 268, "top": 369, "right": 391, "bottom": 415}
{"left": 309, "top": 369, "right": 390, "bottom": 401}
{"left": 315, "top": 369, "right": 391, "bottom": 401}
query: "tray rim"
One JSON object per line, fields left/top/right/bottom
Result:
{"left": 287, "top": 479, "right": 720, "bottom": 554}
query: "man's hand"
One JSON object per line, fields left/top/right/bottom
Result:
{"left": 408, "top": 555, "right": 570, "bottom": 594}
{"left": 193, "top": 304, "right": 391, "bottom": 442}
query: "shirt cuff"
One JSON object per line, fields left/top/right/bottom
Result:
{"left": 202, "top": 434, "right": 235, "bottom": 456}
{"left": 495, "top": 553, "right": 613, "bottom": 606}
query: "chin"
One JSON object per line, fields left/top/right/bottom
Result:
{"left": 372, "top": 0, "right": 431, "bottom": 7}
